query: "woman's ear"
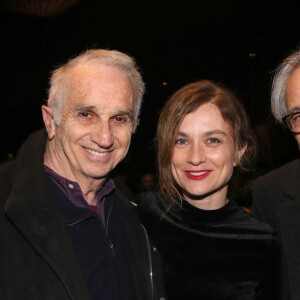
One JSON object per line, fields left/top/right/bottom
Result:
{"left": 41, "top": 105, "right": 56, "bottom": 140}
{"left": 234, "top": 143, "right": 247, "bottom": 167}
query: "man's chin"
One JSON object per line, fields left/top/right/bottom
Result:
{"left": 83, "top": 160, "right": 120, "bottom": 180}
{"left": 85, "top": 167, "right": 113, "bottom": 181}
{"left": 88, "top": 172, "right": 109, "bottom": 180}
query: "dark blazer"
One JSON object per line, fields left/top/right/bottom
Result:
{"left": 0, "top": 129, "right": 166, "bottom": 300}
{"left": 252, "top": 159, "right": 300, "bottom": 300}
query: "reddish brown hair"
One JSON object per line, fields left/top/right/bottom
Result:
{"left": 157, "top": 80, "right": 256, "bottom": 205}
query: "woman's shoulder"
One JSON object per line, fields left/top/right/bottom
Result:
{"left": 230, "top": 201, "right": 277, "bottom": 237}
{"left": 138, "top": 191, "right": 168, "bottom": 217}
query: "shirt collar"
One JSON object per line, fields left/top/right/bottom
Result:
{"left": 43, "top": 165, "right": 115, "bottom": 210}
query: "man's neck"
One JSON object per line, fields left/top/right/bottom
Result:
{"left": 82, "top": 189, "right": 102, "bottom": 206}
{"left": 44, "top": 143, "right": 106, "bottom": 205}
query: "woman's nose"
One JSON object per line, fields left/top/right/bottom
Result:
{"left": 187, "top": 144, "right": 207, "bottom": 165}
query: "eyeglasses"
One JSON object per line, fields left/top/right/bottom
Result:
{"left": 282, "top": 112, "right": 300, "bottom": 134}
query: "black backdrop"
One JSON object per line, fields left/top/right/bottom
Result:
{"left": 1, "top": 0, "right": 300, "bottom": 190}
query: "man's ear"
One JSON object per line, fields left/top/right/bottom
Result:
{"left": 234, "top": 143, "right": 247, "bottom": 167}
{"left": 42, "top": 105, "right": 56, "bottom": 140}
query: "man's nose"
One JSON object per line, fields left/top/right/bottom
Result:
{"left": 91, "top": 121, "right": 114, "bottom": 148}
{"left": 187, "top": 144, "right": 207, "bottom": 165}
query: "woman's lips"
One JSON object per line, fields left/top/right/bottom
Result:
{"left": 184, "top": 170, "right": 212, "bottom": 180}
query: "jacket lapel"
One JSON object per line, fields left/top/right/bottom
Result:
{"left": 4, "top": 129, "right": 90, "bottom": 300}
{"left": 278, "top": 162, "right": 300, "bottom": 300}
{"left": 114, "top": 189, "right": 152, "bottom": 300}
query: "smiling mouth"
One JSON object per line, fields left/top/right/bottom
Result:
{"left": 184, "top": 170, "right": 212, "bottom": 179}
{"left": 189, "top": 171, "right": 208, "bottom": 176}
{"left": 85, "top": 148, "right": 112, "bottom": 157}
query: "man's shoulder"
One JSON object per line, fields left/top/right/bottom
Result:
{"left": 252, "top": 159, "right": 300, "bottom": 208}
{"left": 0, "top": 160, "right": 16, "bottom": 204}
{"left": 257, "top": 159, "right": 300, "bottom": 186}
{"left": 0, "top": 160, "right": 16, "bottom": 183}
{"left": 0, "top": 160, "right": 16, "bottom": 176}
{"left": 113, "top": 187, "right": 139, "bottom": 214}
{"left": 138, "top": 192, "right": 166, "bottom": 214}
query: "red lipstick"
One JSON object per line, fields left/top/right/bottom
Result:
{"left": 184, "top": 170, "right": 212, "bottom": 180}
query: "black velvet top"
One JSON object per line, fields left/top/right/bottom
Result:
{"left": 138, "top": 193, "right": 282, "bottom": 300}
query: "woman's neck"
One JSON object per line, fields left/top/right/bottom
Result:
{"left": 183, "top": 185, "right": 229, "bottom": 210}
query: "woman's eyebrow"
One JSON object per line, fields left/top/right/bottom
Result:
{"left": 202, "top": 130, "right": 227, "bottom": 137}
{"left": 176, "top": 131, "right": 189, "bottom": 137}
{"left": 176, "top": 130, "right": 227, "bottom": 137}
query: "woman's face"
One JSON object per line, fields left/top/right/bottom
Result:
{"left": 171, "top": 102, "right": 245, "bottom": 209}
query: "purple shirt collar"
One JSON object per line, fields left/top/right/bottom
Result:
{"left": 43, "top": 165, "right": 115, "bottom": 224}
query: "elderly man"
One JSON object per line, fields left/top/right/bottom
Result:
{"left": 0, "top": 49, "right": 166, "bottom": 300}
{"left": 252, "top": 49, "right": 300, "bottom": 300}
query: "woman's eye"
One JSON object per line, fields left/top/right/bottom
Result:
{"left": 175, "top": 138, "right": 187, "bottom": 145}
{"left": 208, "top": 137, "right": 221, "bottom": 144}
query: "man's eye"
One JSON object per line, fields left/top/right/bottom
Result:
{"left": 114, "top": 116, "right": 126, "bottom": 122}
{"left": 80, "top": 112, "right": 91, "bottom": 118}
{"left": 291, "top": 113, "right": 300, "bottom": 122}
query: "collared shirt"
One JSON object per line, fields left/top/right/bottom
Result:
{"left": 44, "top": 165, "right": 115, "bottom": 225}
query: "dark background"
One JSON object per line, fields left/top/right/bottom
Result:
{"left": 1, "top": 0, "right": 300, "bottom": 192}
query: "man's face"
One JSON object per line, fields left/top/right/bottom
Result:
{"left": 286, "top": 66, "right": 300, "bottom": 147}
{"left": 44, "top": 63, "right": 135, "bottom": 185}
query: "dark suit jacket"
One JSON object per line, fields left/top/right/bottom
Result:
{"left": 0, "top": 129, "right": 166, "bottom": 300}
{"left": 252, "top": 159, "right": 300, "bottom": 300}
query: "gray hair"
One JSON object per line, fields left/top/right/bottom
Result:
{"left": 47, "top": 49, "right": 145, "bottom": 131}
{"left": 271, "top": 49, "right": 300, "bottom": 122}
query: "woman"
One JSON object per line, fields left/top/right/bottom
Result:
{"left": 139, "top": 80, "right": 282, "bottom": 299}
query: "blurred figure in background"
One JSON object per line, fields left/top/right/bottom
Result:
{"left": 140, "top": 173, "right": 157, "bottom": 192}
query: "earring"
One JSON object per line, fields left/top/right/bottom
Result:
{"left": 233, "top": 157, "right": 240, "bottom": 167}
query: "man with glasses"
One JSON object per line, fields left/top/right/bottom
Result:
{"left": 252, "top": 49, "right": 300, "bottom": 300}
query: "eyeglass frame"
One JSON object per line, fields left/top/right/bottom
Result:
{"left": 282, "top": 111, "right": 300, "bottom": 134}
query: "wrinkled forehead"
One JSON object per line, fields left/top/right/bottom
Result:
{"left": 64, "top": 62, "right": 134, "bottom": 105}
{"left": 68, "top": 62, "right": 131, "bottom": 88}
